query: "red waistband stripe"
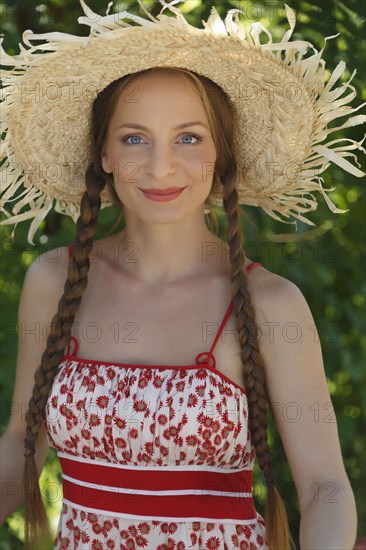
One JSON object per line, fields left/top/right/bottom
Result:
{"left": 59, "top": 453, "right": 257, "bottom": 523}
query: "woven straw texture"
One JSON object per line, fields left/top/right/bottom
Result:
{"left": 0, "top": 0, "right": 365, "bottom": 243}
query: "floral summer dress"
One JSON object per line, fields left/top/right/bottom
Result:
{"left": 45, "top": 244, "right": 267, "bottom": 549}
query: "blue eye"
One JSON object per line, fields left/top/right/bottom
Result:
{"left": 180, "top": 134, "right": 201, "bottom": 144}
{"left": 123, "top": 134, "right": 144, "bottom": 145}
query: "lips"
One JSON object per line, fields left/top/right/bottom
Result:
{"left": 139, "top": 186, "right": 187, "bottom": 202}
{"left": 140, "top": 187, "right": 186, "bottom": 195}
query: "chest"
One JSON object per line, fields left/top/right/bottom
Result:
{"left": 67, "top": 271, "right": 246, "bottom": 391}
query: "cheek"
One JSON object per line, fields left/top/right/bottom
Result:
{"left": 107, "top": 146, "right": 140, "bottom": 184}
{"left": 188, "top": 146, "right": 216, "bottom": 183}
{"left": 118, "top": 162, "right": 140, "bottom": 185}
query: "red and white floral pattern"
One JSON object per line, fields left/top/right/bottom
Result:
{"left": 45, "top": 358, "right": 267, "bottom": 549}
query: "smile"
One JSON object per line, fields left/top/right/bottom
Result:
{"left": 139, "top": 187, "right": 187, "bottom": 202}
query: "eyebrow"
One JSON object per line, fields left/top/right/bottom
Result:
{"left": 116, "top": 121, "right": 210, "bottom": 131}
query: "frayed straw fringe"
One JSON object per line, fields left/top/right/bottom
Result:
{"left": 0, "top": 0, "right": 365, "bottom": 244}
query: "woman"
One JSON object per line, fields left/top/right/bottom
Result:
{"left": 0, "top": 1, "right": 363, "bottom": 549}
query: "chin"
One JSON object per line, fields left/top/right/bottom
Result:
{"left": 129, "top": 206, "right": 202, "bottom": 225}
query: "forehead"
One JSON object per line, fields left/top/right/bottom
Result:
{"left": 117, "top": 70, "right": 206, "bottom": 111}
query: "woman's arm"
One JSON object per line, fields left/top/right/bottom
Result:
{"left": 250, "top": 269, "right": 357, "bottom": 549}
{"left": 0, "top": 247, "right": 69, "bottom": 523}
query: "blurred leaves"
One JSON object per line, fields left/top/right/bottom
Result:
{"left": 0, "top": 0, "right": 365, "bottom": 546}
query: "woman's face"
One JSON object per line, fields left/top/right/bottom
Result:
{"left": 101, "top": 71, "right": 217, "bottom": 224}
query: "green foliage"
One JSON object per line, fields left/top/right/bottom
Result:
{"left": 0, "top": 0, "right": 365, "bottom": 547}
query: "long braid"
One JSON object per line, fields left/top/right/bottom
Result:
{"left": 222, "top": 175, "right": 294, "bottom": 550}
{"left": 23, "top": 165, "right": 106, "bottom": 548}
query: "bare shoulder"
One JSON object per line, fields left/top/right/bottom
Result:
{"left": 26, "top": 244, "right": 70, "bottom": 279}
{"left": 23, "top": 244, "right": 70, "bottom": 302}
{"left": 245, "top": 263, "right": 312, "bottom": 327}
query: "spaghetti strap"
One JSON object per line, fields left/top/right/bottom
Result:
{"left": 66, "top": 335, "right": 79, "bottom": 357}
{"left": 195, "top": 301, "right": 233, "bottom": 369}
{"left": 195, "top": 261, "right": 263, "bottom": 368}
{"left": 209, "top": 299, "right": 234, "bottom": 355}
{"left": 68, "top": 242, "right": 73, "bottom": 260}
{"left": 246, "top": 261, "right": 263, "bottom": 273}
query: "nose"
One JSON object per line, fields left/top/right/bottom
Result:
{"left": 145, "top": 142, "right": 176, "bottom": 180}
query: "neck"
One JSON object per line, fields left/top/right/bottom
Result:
{"left": 101, "top": 210, "right": 228, "bottom": 285}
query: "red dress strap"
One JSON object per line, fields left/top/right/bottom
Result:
{"left": 195, "top": 301, "right": 233, "bottom": 369}
{"left": 195, "top": 261, "right": 262, "bottom": 369}
{"left": 246, "top": 261, "right": 263, "bottom": 273}
{"left": 66, "top": 335, "right": 79, "bottom": 357}
{"left": 68, "top": 242, "right": 73, "bottom": 260}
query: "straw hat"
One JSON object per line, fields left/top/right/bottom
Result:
{"left": 1, "top": 0, "right": 365, "bottom": 244}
